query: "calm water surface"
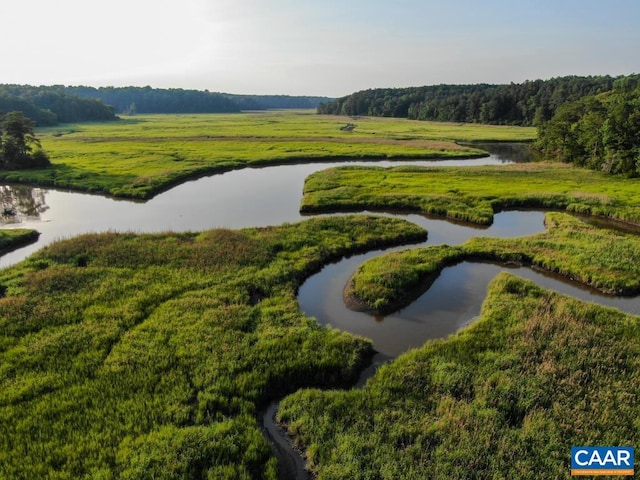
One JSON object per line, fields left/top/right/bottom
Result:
{"left": 0, "top": 155, "right": 511, "bottom": 268}
{"left": 299, "top": 252, "right": 640, "bottom": 358}
{"left": 2, "top": 145, "right": 639, "bottom": 359}
{"left": 297, "top": 210, "right": 640, "bottom": 357}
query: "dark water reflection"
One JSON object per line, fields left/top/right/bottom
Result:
{"left": 0, "top": 152, "right": 516, "bottom": 268}
{"left": 469, "top": 142, "right": 536, "bottom": 163}
{"left": 298, "top": 210, "right": 640, "bottom": 358}
{"left": 2, "top": 144, "right": 639, "bottom": 359}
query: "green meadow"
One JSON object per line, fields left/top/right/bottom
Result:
{"left": 0, "top": 215, "right": 426, "bottom": 479}
{"left": 301, "top": 162, "right": 640, "bottom": 224}
{"left": 346, "top": 212, "right": 640, "bottom": 313}
{"left": 0, "top": 111, "right": 534, "bottom": 199}
{"left": 279, "top": 272, "right": 640, "bottom": 479}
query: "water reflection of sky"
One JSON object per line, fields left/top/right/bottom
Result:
{"left": 0, "top": 153, "right": 514, "bottom": 267}
{"left": 2, "top": 145, "right": 639, "bottom": 358}
{"left": 300, "top": 257, "right": 640, "bottom": 358}
{"left": 297, "top": 213, "right": 554, "bottom": 358}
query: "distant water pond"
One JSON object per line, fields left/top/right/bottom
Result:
{"left": 465, "top": 141, "right": 536, "bottom": 163}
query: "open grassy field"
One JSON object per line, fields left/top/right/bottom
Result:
{"left": 279, "top": 272, "right": 640, "bottom": 479}
{"left": 346, "top": 212, "right": 640, "bottom": 313}
{"left": 0, "top": 215, "right": 426, "bottom": 479}
{"left": 0, "top": 111, "right": 534, "bottom": 199}
{"left": 301, "top": 162, "right": 640, "bottom": 224}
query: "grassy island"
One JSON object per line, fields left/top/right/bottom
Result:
{"left": 0, "top": 215, "right": 425, "bottom": 479}
{"left": 0, "top": 112, "right": 534, "bottom": 199}
{"left": 0, "top": 229, "right": 39, "bottom": 256}
{"left": 301, "top": 163, "right": 640, "bottom": 225}
{"left": 346, "top": 212, "right": 640, "bottom": 313}
{"left": 279, "top": 273, "right": 640, "bottom": 479}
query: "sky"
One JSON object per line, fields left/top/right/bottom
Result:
{"left": 3, "top": 0, "right": 639, "bottom": 97}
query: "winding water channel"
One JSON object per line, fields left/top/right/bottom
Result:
{"left": 2, "top": 144, "right": 639, "bottom": 479}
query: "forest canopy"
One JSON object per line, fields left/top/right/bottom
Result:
{"left": 0, "top": 85, "right": 117, "bottom": 126}
{"left": 0, "top": 85, "right": 331, "bottom": 125}
{"left": 317, "top": 75, "right": 636, "bottom": 126}
{"left": 536, "top": 76, "right": 640, "bottom": 176}
{"left": 66, "top": 86, "right": 330, "bottom": 114}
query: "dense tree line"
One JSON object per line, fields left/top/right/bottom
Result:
{"left": 226, "top": 94, "right": 331, "bottom": 110}
{"left": 66, "top": 86, "right": 241, "bottom": 115}
{"left": 0, "top": 111, "right": 50, "bottom": 169}
{"left": 1, "top": 85, "right": 332, "bottom": 122}
{"left": 66, "top": 86, "right": 331, "bottom": 114}
{"left": 0, "top": 85, "right": 117, "bottom": 125}
{"left": 536, "top": 76, "right": 640, "bottom": 176}
{"left": 318, "top": 75, "right": 625, "bottom": 126}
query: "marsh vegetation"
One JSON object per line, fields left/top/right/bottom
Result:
{"left": 0, "top": 111, "right": 533, "bottom": 199}
{"left": 0, "top": 110, "right": 638, "bottom": 478}
{"left": 0, "top": 229, "right": 39, "bottom": 255}
{"left": 0, "top": 215, "right": 425, "bottom": 479}
{"left": 280, "top": 273, "right": 640, "bottom": 479}
{"left": 346, "top": 212, "right": 640, "bottom": 313}
{"left": 301, "top": 162, "right": 640, "bottom": 224}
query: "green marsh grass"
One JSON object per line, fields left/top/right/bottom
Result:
{"left": 346, "top": 212, "right": 640, "bottom": 313}
{"left": 279, "top": 273, "right": 640, "bottom": 479}
{"left": 0, "top": 229, "right": 39, "bottom": 255}
{"left": 301, "top": 162, "right": 640, "bottom": 224}
{"left": 1, "top": 112, "right": 534, "bottom": 199}
{"left": 0, "top": 215, "right": 426, "bottom": 479}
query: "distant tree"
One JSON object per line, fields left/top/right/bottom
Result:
{"left": 0, "top": 85, "right": 118, "bottom": 125}
{"left": 536, "top": 101, "right": 587, "bottom": 163}
{"left": 603, "top": 90, "right": 636, "bottom": 174}
{"left": 318, "top": 75, "right": 624, "bottom": 126}
{"left": 536, "top": 79, "right": 640, "bottom": 176}
{"left": 0, "top": 111, "right": 50, "bottom": 169}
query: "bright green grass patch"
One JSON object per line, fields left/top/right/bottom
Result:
{"left": 345, "top": 245, "right": 465, "bottom": 313}
{"left": 301, "top": 162, "right": 640, "bottom": 224}
{"left": 346, "top": 212, "right": 640, "bottom": 313}
{"left": 0, "top": 229, "right": 39, "bottom": 255}
{"left": 36, "top": 111, "right": 536, "bottom": 142}
{"left": 0, "top": 215, "right": 426, "bottom": 479}
{"left": 0, "top": 111, "right": 534, "bottom": 199}
{"left": 279, "top": 273, "right": 640, "bottom": 479}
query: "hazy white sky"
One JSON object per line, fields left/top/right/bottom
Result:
{"left": 3, "top": 0, "right": 639, "bottom": 96}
